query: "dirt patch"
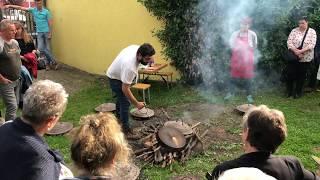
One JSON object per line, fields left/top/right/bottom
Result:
{"left": 37, "top": 64, "right": 100, "bottom": 95}
{"left": 166, "top": 103, "right": 242, "bottom": 146}
{"left": 313, "top": 147, "right": 320, "bottom": 153}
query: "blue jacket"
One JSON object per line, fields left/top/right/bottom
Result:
{"left": 0, "top": 118, "right": 62, "bottom": 180}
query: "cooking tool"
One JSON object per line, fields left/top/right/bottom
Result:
{"left": 94, "top": 103, "right": 116, "bottom": 113}
{"left": 46, "top": 122, "right": 73, "bottom": 136}
{"left": 158, "top": 127, "right": 186, "bottom": 149}
{"left": 164, "top": 121, "right": 193, "bottom": 135}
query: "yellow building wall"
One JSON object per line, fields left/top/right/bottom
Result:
{"left": 47, "top": 0, "right": 178, "bottom": 79}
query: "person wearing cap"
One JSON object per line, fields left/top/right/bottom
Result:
{"left": 224, "top": 17, "right": 257, "bottom": 104}
{"left": 106, "top": 43, "right": 155, "bottom": 139}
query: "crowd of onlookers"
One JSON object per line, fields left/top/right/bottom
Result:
{"left": 0, "top": 79, "right": 318, "bottom": 180}
{"left": 0, "top": 0, "right": 58, "bottom": 122}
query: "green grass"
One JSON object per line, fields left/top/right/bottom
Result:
{"left": 255, "top": 91, "right": 320, "bottom": 169}
{"left": 1, "top": 80, "right": 320, "bottom": 179}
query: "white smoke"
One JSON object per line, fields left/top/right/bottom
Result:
{"left": 195, "top": 0, "right": 284, "bottom": 95}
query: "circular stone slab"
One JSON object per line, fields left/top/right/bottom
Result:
{"left": 95, "top": 103, "right": 116, "bottom": 113}
{"left": 235, "top": 104, "right": 256, "bottom": 114}
{"left": 130, "top": 108, "right": 155, "bottom": 119}
{"left": 164, "top": 121, "right": 193, "bottom": 135}
{"left": 158, "top": 127, "right": 186, "bottom": 149}
{"left": 46, "top": 122, "right": 73, "bottom": 136}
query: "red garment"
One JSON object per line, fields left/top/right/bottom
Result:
{"left": 230, "top": 34, "right": 255, "bottom": 79}
{"left": 23, "top": 53, "right": 38, "bottom": 78}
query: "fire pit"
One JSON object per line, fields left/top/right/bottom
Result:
{"left": 134, "top": 110, "right": 208, "bottom": 167}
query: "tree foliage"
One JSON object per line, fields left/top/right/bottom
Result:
{"left": 138, "top": 0, "right": 320, "bottom": 87}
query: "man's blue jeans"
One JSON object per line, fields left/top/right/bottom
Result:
{"left": 109, "top": 78, "right": 130, "bottom": 130}
{"left": 37, "top": 32, "right": 56, "bottom": 65}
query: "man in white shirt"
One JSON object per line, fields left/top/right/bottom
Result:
{"left": 106, "top": 43, "right": 155, "bottom": 139}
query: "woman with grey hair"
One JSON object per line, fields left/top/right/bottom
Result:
{"left": 0, "top": 80, "right": 73, "bottom": 180}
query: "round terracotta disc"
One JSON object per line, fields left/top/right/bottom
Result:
{"left": 46, "top": 122, "right": 73, "bottom": 136}
{"left": 235, "top": 104, "right": 256, "bottom": 114}
{"left": 164, "top": 121, "right": 193, "bottom": 135}
{"left": 95, "top": 103, "right": 116, "bottom": 113}
{"left": 130, "top": 108, "right": 155, "bottom": 119}
{"left": 158, "top": 127, "right": 186, "bottom": 149}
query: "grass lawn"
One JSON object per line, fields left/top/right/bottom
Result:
{"left": 1, "top": 80, "right": 320, "bottom": 179}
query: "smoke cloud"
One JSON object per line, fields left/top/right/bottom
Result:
{"left": 195, "top": 0, "right": 287, "bottom": 97}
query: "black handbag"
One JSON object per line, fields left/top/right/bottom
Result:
{"left": 284, "top": 28, "right": 309, "bottom": 62}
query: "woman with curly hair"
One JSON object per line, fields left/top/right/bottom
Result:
{"left": 67, "top": 113, "right": 131, "bottom": 180}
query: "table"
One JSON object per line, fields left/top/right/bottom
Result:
{"left": 138, "top": 64, "right": 172, "bottom": 88}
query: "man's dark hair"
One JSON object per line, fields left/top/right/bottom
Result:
{"left": 35, "top": 0, "right": 42, "bottom": 2}
{"left": 137, "top": 43, "right": 155, "bottom": 57}
{"left": 244, "top": 105, "right": 287, "bottom": 153}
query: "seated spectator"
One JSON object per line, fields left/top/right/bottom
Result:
{"left": 218, "top": 167, "right": 276, "bottom": 180}
{"left": 14, "top": 21, "right": 38, "bottom": 78}
{"left": 0, "top": 80, "right": 72, "bottom": 180}
{"left": 68, "top": 113, "right": 131, "bottom": 180}
{"left": 206, "top": 105, "right": 319, "bottom": 180}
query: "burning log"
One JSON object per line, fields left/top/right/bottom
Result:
{"left": 136, "top": 151, "right": 153, "bottom": 159}
{"left": 191, "top": 122, "right": 202, "bottom": 129}
{"left": 134, "top": 147, "right": 149, "bottom": 155}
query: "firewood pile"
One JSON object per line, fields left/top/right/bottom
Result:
{"left": 134, "top": 109, "right": 208, "bottom": 168}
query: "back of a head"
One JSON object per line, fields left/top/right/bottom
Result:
{"left": 218, "top": 168, "right": 277, "bottom": 180}
{"left": 243, "top": 105, "right": 287, "bottom": 153}
{"left": 22, "top": 80, "right": 68, "bottom": 125}
{"left": 71, "top": 113, "right": 131, "bottom": 176}
{"left": 137, "top": 43, "right": 155, "bottom": 57}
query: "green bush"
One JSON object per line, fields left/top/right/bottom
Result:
{"left": 138, "top": 0, "right": 320, "bottom": 87}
